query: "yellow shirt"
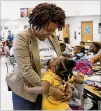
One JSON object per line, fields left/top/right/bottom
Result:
{"left": 42, "top": 69, "right": 69, "bottom": 110}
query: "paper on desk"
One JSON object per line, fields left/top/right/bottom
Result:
{"left": 87, "top": 75, "right": 101, "bottom": 83}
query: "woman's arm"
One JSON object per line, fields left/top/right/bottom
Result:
{"left": 13, "top": 33, "right": 41, "bottom": 86}
{"left": 24, "top": 80, "right": 50, "bottom": 94}
{"left": 24, "top": 80, "right": 66, "bottom": 100}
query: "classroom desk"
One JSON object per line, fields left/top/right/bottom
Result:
{"left": 84, "top": 84, "right": 101, "bottom": 110}
{"left": 83, "top": 66, "right": 101, "bottom": 110}
{"left": 84, "top": 84, "right": 101, "bottom": 99}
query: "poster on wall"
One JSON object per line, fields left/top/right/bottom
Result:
{"left": 20, "top": 8, "right": 28, "bottom": 18}
{"left": 28, "top": 8, "right": 33, "bottom": 16}
{"left": 20, "top": 8, "right": 33, "bottom": 18}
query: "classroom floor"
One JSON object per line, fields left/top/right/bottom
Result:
{"left": 0, "top": 56, "right": 93, "bottom": 110}
{"left": 1, "top": 56, "right": 13, "bottom": 110}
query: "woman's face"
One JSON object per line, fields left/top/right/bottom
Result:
{"left": 36, "top": 22, "right": 58, "bottom": 40}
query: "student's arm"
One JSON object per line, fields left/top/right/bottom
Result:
{"left": 90, "top": 53, "right": 101, "bottom": 64}
{"left": 48, "top": 86, "right": 65, "bottom": 100}
{"left": 63, "top": 83, "right": 72, "bottom": 101}
{"left": 24, "top": 81, "right": 66, "bottom": 100}
{"left": 68, "top": 75, "right": 84, "bottom": 84}
{"left": 74, "top": 75, "right": 84, "bottom": 84}
{"left": 42, "top": 72, "right": 66, "bottom": 100}
{"left": 24, "top": 73, "right": 66, "bottom": 100}
{"left": 24, "top": 72, "right": 54, "bottom": 94}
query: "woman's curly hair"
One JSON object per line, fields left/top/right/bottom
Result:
{"left": 28, "top": 3, "right": 66, "bottom": 30}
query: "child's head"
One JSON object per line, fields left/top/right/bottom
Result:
{"left": 73, "top": 46, "right": 83, "bottom": 54}
{"left": 80, "top": 41, "right": 85, "bottom": 47}
{"left": 47, "top": 57, "right": 76, "bottom": 81}
{"left": 47, "top": 57, "right": 60, "bottom": 71}
{"left": 89, "top": 41, "right": 101, "bottom": 54}
{"left": 60, "top": 43, "right": 66, "bottom": 52}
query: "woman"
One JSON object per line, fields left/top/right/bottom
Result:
{"left": 6, "top": 3, "right": 69, "bottom": 110}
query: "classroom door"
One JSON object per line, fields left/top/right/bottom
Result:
{"left": 81, "top": 21, "right": 93, "bottom": 42}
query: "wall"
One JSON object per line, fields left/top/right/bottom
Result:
{"left": 1, "top": 1, "right": 100, "bottom": 19}
{"left": 65, "top": 15, "right": 100, "bottom": 46}
{"left": 1, "top": 19, "right": 28, "bottom": 31}
{"left": 1, "top": 15, "right": 101, "bottom": 44}
{"left": 1, "top": 19, "right": 28, "bottom": 39}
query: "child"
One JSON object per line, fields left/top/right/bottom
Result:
{"left": 73, "top": 45, "right": 93, "bottom": 75}
{"left": 70, "top": 46, "right": 93, "bottom": 110}
{"left": 90, "top": 52, "right": 101, "bottom": 66}
{"left": 68, "top": 72, "right": 84, "bottom": 110}
{"left": 89, "top": 41, "right": 101, "bottom": 55}
{"left": 72, "top": 45, "right": 86, "bottom": 62}
{"left": 80, "top": 41, "right": 86, "bottom": 54}
{"left": 60, "top": 43, "right": 72, "bottom": 58}
{"left": 24, "top": 57, "right": 76, "bottom": 110}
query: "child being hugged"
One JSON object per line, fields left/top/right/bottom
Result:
{"left": 24, "top": 57, "right": 76, "bottom": 110}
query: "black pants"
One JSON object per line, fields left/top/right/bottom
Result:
{"left": 12, "top": 92, "right": 42, "bottom": 110}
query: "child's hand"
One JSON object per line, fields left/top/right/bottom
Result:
{"left": 77, "top": 72, "right": 84, "bottom": 79}
{"left": 64, "top": 83, "right": 71, "bottom": 95}
{"left": 62, "top": 83, "right": 72, "bottom": 102}
{"left": 49, "top": 86, "right": 66, "bottom": 100}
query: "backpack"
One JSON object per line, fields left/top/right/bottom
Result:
{"left": 73, "top": 59, "right": 93, "bottom": 75}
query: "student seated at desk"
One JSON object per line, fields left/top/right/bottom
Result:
{"left": 72, "top": 45, "right": 93, "bottom": 109}
{"left": 60, "top": 43, "right": 73, "bottom": 58}
{"left": 72, "top": 45, "right": 93, "bottom": 75}
{"left": 88, "top": 41, "right": 101, "bottom": 60}
{"left": 80, "top": 41, "right": 86, "bottom": 53}
{"left": 72, "top": 45, "right": 86, "bottom": 62}
{"left": 89, "top": 41, "right": 101, "bottom": 54}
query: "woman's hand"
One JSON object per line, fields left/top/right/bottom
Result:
{"left": 24, "top": 83, "right": 32, "bottom": 93}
